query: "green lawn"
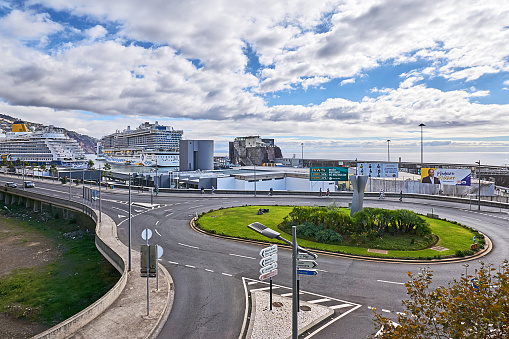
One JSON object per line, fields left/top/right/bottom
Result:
{"left": 197, "top": 206, "right": 477, "bottom": 259}
{"left": 0, "top": 207, "right": 120, "bottom": 326}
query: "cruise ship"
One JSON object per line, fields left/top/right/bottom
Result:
{"left": 0, "top": 121, "right": 88, "bottom": 168}
{"left": 99, "top": 121, "right": 183, "bottom": 167}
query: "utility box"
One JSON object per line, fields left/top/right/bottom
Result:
{"left": 141, "top": 245, "right": 157, "bottom": 277}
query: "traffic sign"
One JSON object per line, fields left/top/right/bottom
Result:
{"left": 310, "top": 167, "right": 348, "bottom": 181}
{"left": 297, "top": 252, "right": 317, "bottom": 260}
{"left": 259, "top": 269, "right": 278, "bottom": 281}
{"left": 260, "top": 244, "right": 278, "bottom": 258}
{"left": 296, "top": 260, "right": 318, "bottom": 269}
{"left": 297, "top": 269, "right": 318, "bottom": 276}
{"left": 260, "top": 254, "right": 278, "bottom": 267}
{"left": 141, "top": 228, "right": 152, "bottom": 240}
{"left": 259, "top": 262, "right": 278, "bottom": 275}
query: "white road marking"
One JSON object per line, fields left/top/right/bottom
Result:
{"left": 248, "top": 281, "right": 258, "bottom": 285}
{"left": 377, "top": 279, "right": 405, "bottom": 285}
{"left": 382, "top": 309, "right": 391, "bottom": 313}
{"left": 330, "top": 304, "right": 353, "bottom": 310}
{"left": 308, "top": 298, "right": 331, "bottom": 304}
{"left": 168, "top": 261, "right": 179, "bottom": 265}
{"left": 190, "top": 204, "right": 204, "bottom": 209}
{"left": 178, "top": 243, "right": 199, "bottom": 249}
{"left": 229, "top": 253, "right": 256, "bottom": 260}
{"left": 185, "top": 265, "right": 196, "bottom": 269}
{"left": 205, "top": 269, "right": 214, "bottom": 272}
{"left": 396, "top": 312, "right": 406, "bottom": 316}
{"left": 280, "top": 292, "right": 293, "bottom": 297}
{"left": 251, "top": 286, "right": 271, "bottom": 292}
{"left": 134, "top": 209, "right": 144, "bottom": 213}
{"left": 155, "top": 220, "right": 159, "bottom": 225}
{"left": 111, "top": 206, "right": 128, "bottom": 213}
{"left": 222, "top": 273, "right": 233, "bottom": 276}
{"left": 117, "top": 214, "right": 126, "bottom": 219}
{"left": 165, "top": 212, "right": 174, "bottom": 217}
{"left": 154, "top": 229, "right": 161, "bottom": 236}
{"left": 315, "top": 269, "right": 328, "bottom": 272}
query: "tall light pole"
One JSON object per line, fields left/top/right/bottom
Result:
{"left": 387, "top": 140, "right": 391, "bottom": 162}
{"left": 476, "top": 160, "right": 481, "bottom": 211}
{"left": 419, "top": 123, "right": 425, "bottom": 165}
{"left": 247, "top": 222, "right": 317, "bottom": 339}
{"left": 301, "top": 143, "right": 304, "bottom": 168}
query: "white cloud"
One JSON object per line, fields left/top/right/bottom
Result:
{"left": 0, "top": 9, "right": 63, "bottom": 41}
{"left": 340, "top": 78, "right": 355, "bottom": 86}
{"left": 85, "top": 25, "right": 107, "bottom": 41}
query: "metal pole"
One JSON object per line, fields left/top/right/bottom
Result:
{"left": 23, "top": 165, "right": 25, "bottom": 191}
{"left": 69, "top": 167, "right": 72, "bottom": 201}
{"left": 99, "top": 166, "right": 102, "bottom": 222}
{"left": 478, "top": 160, "right": 481, "bottom": 211}
{"left": 419, "top": 123, "right": 425, "bottom": 165}
{"left": 387, "top": 140, "right": 390, "bottom": 162}
{"left": 254, "top": 163, "right": 257, "bottom": 197}
{"left": 146, "top": 229, "right": 150, "bottom": 316}
{"left": 270, "top": 278, "right": 273, "bottom": 311}
{"left": 301, "top": 143, "right": 304, "bottom": 168}
{"left": 129, "top": 173, "right": 132, "bottom": 271}
{"left": 292, "top": 226, "right": 298, "bottom": 339}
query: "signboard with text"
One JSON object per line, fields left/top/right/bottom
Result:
{"left": 310, "top": 167, "right": 348, "bottom": 181}
{"left": 421, "top": 168, "right": 471, "bottom": 186}
{"left": 357, "top": 163, "right": 399, "bottom": 178}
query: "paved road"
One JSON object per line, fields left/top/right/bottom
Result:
{"left": 3, "top": 176, "right": 508, "bottom": 339}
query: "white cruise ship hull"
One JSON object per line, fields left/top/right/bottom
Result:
{"left": 104, "top": 152, "right": 179, "bottom": 167}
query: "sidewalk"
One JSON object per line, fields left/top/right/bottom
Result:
{"left": 70, "top": 265, "right": 172, "bottom": 339}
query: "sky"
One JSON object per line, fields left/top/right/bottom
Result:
{"left": 0, "top": 0, "right": 509, "bottom": 166}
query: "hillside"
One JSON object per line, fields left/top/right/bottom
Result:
{"left": 0, "top": 114, "right": 98, "bottom": 154}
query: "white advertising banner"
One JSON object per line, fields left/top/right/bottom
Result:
{"left": 357, "top": 163, "right": 399, "bottom": 178}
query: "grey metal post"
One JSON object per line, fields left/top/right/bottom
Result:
{"left": 477, "top": 160, "right": 481, "bottom": 211}
{"left": 99, "top": 167, "right": 102, "bottom": 222}
{"left": 146, "top": 229, "right": 150, "bottom": 315}
{"left": 292, "top": 226, "right": 298, "bottom": 339}
{"left": 301, "top": 142, "right": 304, "bottom": 168}
{"left": 69, "top": 167, "right": 72, "bottom": 201}
{"left": 419, "top": 123, "right": 425, "bottom": 165}
{"left": 387, "top": 139, "right": 390, "bottom": 162}
{"left": 23, "top": 165, "right": 25, "bottom": 191}
{"left": 129, "top": 173, "right": 132, "bottom": 271}
{"left": 254, "top": 163, "right": 257, "bottom": 197}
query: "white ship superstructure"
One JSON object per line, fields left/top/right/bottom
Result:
{"left": 0, "top": 121, "right": 87, "bottom": 168}
{"left": 100, "top": 121, "right": 183, "bottom": 166}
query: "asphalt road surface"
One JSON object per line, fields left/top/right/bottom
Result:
{"left": 3, "top": 176, "right": 508, "bottom": 339}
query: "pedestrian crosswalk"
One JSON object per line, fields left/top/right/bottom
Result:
{"left": 243, "top": 277, "right": 361, "bottom": 316}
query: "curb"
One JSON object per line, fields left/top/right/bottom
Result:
{"left": 148, "top": 264, "right": 175, "bottom": 339}
{"left": 190, "top": 219, "right": 493, "bottom": 265}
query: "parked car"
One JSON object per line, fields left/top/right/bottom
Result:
{"left": 24, "top": 181, "right": 35, "bottom": 188}
{"left": 5, "top": 182, "right": 17, "bottom": 188}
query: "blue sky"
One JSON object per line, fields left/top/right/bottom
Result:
{"left": 0, "top": 0, "right": 508, "bottom": 165}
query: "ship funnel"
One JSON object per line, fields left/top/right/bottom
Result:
{"left": 12, "top": 121, "right": 28, "bottom": 132}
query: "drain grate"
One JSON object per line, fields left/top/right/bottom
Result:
{"left": 300, "top": 305, "right": 311, "bottom": 311}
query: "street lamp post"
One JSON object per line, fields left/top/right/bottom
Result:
{"left": 476, "top": 160, "right": 481, "bottom": 211}
{"left": 301, "top": 143, "right": 304, "bottom": 168}
{"left": 419, "top": 123, "right": 425, "bottom": 165}
{"left": 387, "top": 140, "right": 391, "bottom": 162}
{"left": 247, "top": 222, "right": 316, "bottom": 339}
{"left": 128, "top": 173, "right": 132, "bottom": 271}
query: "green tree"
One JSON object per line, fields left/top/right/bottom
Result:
{"left": 87, "top": 160, "right": 95, "bottom": 170}
{"left": 39, "top": 164, "right": 47, "bottom": 179}
{"left": 371, "top": 261, "right": 509, "bottom": 338}
{"left": 50, "top": 164, "right": 58, "bottom": 178}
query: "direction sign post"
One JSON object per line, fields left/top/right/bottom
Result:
{"left": 297, "top": 269, "right": 318, "bottom": 276}
{"left": 296, "top": 260, "right": 318, "bottom": 269}
{"left": 259, "top": 245, "right": 278, "bottom": 310}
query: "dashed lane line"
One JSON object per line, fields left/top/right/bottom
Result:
{"left": 185, "top": 265, "right": 196, "bottom": 269}
{"left": 178, "top": 243, "right": 199, "bottom": 249}
{"left": 377, "top": 279, "right": 406, "bottom": 285}
{"left": 229, "top": 253, "right": 256, "bottom": 260}
{"left": 155, "top": 229, "right": 161, "bottom": 236}
{"left": 168, "top": 261, "right": 178, "bottom": 265}
{"left": 222, "top": 273, "right": 233, "bottom": 277}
